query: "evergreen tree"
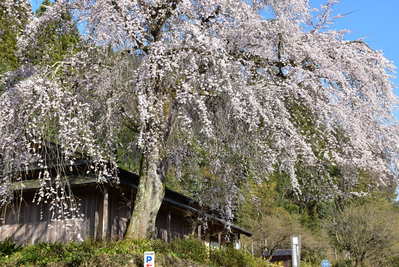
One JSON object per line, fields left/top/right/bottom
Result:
{"left": 0, "top": 0, "right": 31, "bottom": 74}
{"left": 24, "top": 0, "right": 81, "bottom": 66}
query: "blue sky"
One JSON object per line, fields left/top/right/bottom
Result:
{"left": 30, "top": 0, "right": 42, "bottom": 11}
{"left": 30, "top": 0, "right": 399, "bottom": 114}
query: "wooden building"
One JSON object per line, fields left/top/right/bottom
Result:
{"left": 0, "top": 163, "right": 251, "bottom": 245}
{"left": 264, "top": 249, "right": 292, "bottom": 267}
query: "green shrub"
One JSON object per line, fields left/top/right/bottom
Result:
{"left": 0, "top": 239, "right": 21, "bottom": 257}
{"left": 13, "top": 241, "right": 95, "bottom": 266}
{"left": 17, "top": 242, "right": 65, "bottom": 265}
{"left": 150, "top": 239, "right": 172, "bottom": 254}
{"left": 81, "top": 253, "right": 140, "bottom": 267}
{"left": 0, "top": 238, "right": 274, "bottom": 266}
{"left": 211, "top": 246, "right": 271, "bottom": 267}
{"left": 385, "top": 256, "right": 399, "bottom": 267}
{"left": 63, "top": 241, "right": 95, "bottom": 266}
{"left": 332, "top": 259, "right": 352, "bottom": 267}
{"left": 169, "top": 238, "right": 209, "bottom": 263}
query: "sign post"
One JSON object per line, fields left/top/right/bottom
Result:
{"left": 291, "top": 236, "right": 301, "bottom": 267}
{"left": 144, "top": 251, "right": 155, "bottom": 267}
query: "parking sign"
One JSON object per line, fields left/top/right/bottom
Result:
{"left": 321, "top": 259, "right": 331, "bottom": 267}
{"left": 144, "top": 251, "right": 155, "bottom": 267}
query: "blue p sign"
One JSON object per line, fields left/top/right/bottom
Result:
{"left": 144, "top": 251, "right": 155, "bottom": 267}
{"left": 321, "top": 259, "right": 331, "bottom": 267}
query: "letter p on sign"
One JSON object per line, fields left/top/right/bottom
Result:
{"left": 144, "top": 251, "right": 155, "bottom": 267}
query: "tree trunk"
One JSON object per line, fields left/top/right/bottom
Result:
{"left": 125, "top": 146, "right": 165, "bottom": 239}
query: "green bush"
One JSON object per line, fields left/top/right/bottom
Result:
{"left": 0, "top": 239, "right": 21, "bottom": 257}
{"left": 2, "top": 241, "right": 96, "bottom": 266}
{"left": 63, "top": 241, "right": 95, "bottom": 266}
{"left": 332, "top": 259, "right": 352, "bottom": 267}
{"left": 17, "top": 242, "right": 65, "bottom": 265}
{"left": 211, "top": 246, "right": 271, "bottom": 267}
{"left": 0, "top": 238, "right": 275, "bottom": 266}
{"left": 150, "top": 239, "right": 172, "bottom": 254}
{"left": 169, "top": 238, "right": 209, "bottom": 263}
{"left": 386, "top": 256, "right": 399, "bottom": 267}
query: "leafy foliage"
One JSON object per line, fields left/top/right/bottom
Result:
{"left": 0, "top": 239, "right": 21, "bottom": 257}
{"left": 326, "top": 200, "right": 399, "bottom": 266}
{"left": 0, "top": 0, "right": 30, "bottom": 74}
{"left": 211, "top": 246, "right": 272, "bottom": 267}
{"left": 238, "top": 177, "right": 331, "bottom": 264}
{"left": 169, "top": 238, "right": 209, "bottom": 263}
{"left": 0, "top": 238, "right": 278, "bottom": 267}
{"left": 25, "top": 0, "right": 81, "bottom": 66}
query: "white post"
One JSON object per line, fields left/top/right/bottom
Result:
{"left": 292, "top": 236, "right": 301, "bottom": 267}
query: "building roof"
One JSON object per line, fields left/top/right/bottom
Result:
{"left": 270, "top": 249, "right": 292, "bottom": 257}
{"left": 264, "top": 249, "right": 292, "bottom": 258}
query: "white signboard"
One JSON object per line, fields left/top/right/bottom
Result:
{"left": 144, "top": 251, "right": 155, "bottom": 267}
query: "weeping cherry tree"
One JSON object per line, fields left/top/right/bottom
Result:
{"left": 1, "top": 0, "right": 398, "bottom": 239}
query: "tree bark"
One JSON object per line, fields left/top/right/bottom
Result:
{"left": 125, "top": 145, "right": 165, "bottom": 239}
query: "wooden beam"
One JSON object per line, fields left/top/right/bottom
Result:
{"left": 101, "top": 187, "right": 109, "bottom": 240}
{"left": 94, "top": 201, "right": 99, "bottom": 240}
{"left": 167, "top": 211, "right": 171, "bottom": 241}
{"left": 11, "top": 176, "right": 98, "bottom": 191}
{"left": 197, "top": 225, "right": 202, "bottom": 240}
{"left": 162, "top": 229, "right": 168, "bottom": 242}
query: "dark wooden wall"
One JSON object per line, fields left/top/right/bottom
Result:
{"left": 0, "top": 188, "right": 100, "bottom": 244}
{"left": 0, "top": 184, "right": 196, "bottom": 244}
{"left": 109, "top": 187, "right": 132, "bottom": 240}
{"left": 155, "top": 203, "right": 194, "bottom": 241}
